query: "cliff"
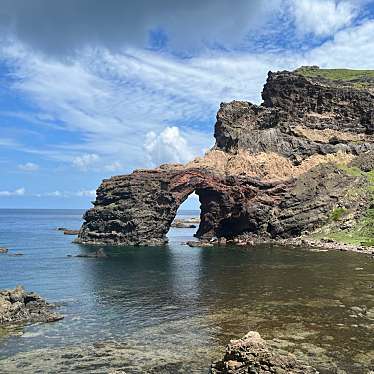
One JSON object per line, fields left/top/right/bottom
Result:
{"left": 76, "top": 67, "right": 374, "bottom": 248}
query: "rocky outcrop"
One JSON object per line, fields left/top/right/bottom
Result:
{"left": 77, "top": 68, "right": 374, "bottom": 247}
{"left": 210, "top": 331, "right": 317, "bottom": 374}
{"left": 0, "top": 286, "right": 63, "bottom": 325}
{"left": 77, "top": 167, "right": 290, "bottom": 245}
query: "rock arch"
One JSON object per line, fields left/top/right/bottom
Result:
{"left": 76, "top": 166, "right": 288, "bottom": 246}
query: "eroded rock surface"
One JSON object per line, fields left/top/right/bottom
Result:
{"left": 0, "top": 286, "right": 63, "bottom": 325}
{"left": 210, "top": 331, "right": 318, "bottom": 374}
{"left": 77, "top": 68, "right": 374, "bottom": 246}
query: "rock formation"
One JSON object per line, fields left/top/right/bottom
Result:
{"left": 77, "top": 67, "right": 374, "bottom": 247}
{"left": 0, "top": 286, "right": 63, "bottom": 325}
{"left": 210, "top": 331, "right": 317, "bottom": 374}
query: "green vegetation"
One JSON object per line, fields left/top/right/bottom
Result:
{"left": 313, "top": 165, "right": 374, "bottom": 247}
{"left": 327, "top": 208, "right": 374, "bottom": 247}
{"left": 295, "top": 66, "right": 374, "bottom": 88}
{"left": 330, "top": 207, "right": 347, "bottom": 221}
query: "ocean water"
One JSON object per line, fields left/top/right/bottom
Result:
{"left": 0, "top": 209, "right": 373, "bottom": 373}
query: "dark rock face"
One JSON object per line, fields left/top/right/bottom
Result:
{"left": 210, "top": 331, "right": 317, "bottom": 374}
{"left": 215, "top": 73, "right": 374, "bottom": 160}
{"left": 0, "top": 286, "right": 63, "bottom": 325}
{"left": 78, "top": 69, "right": 374, "bottom": 246}
{"left": 77, "top": 167, "right": 290, "bottom": 245}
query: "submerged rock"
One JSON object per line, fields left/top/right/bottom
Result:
{"left": 0, "top": 286, "right": 63, "bottom": 325}
{"left": 210, "top": 331, "right": 318, "bottom": 374}
{"left": 68, "top": 248, "right": 109, "bottom": 259}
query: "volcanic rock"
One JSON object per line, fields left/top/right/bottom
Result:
{"left": 0, "top": 286, "right": 63, "bottom": 325}
{"left": 77, "top": 68, "right": 374, "bottom": 247}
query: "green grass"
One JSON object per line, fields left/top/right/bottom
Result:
{"left": 295, "top": 66, "right": 374, "bottom": 87}
{"left": 313, "top": 165, "right": 374, "bottom": 247}
{"left": 330, "top": 207, "right": 347, "bottom": 221}
{"left": 327, "top": 208, "right": 374, "bottom": 247}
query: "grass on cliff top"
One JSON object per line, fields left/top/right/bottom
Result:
{"left": 295, "top": 66, "right": 374, "bottom": 87}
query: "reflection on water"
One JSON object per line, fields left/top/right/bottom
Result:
{"left": 0, "top": 209, "right": 373, "bottom": 373}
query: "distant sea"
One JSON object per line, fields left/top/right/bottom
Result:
{"left": 0, "top": 209, "right": 373, "bottom": 373}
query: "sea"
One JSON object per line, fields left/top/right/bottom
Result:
{"left": 0, "top": 209, "right": 373, "bottom": 373}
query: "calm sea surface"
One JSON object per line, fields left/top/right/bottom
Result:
{"left": 0, "top": 209, "right": 373, "bottom": 373}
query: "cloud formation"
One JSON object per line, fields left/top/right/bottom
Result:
{"left": 0, "top": 187, "right": 25, "bottom": 196}
{"left": 144, "top": 126, "right": 194, "bottom": 167}
{"left": 72, "top": 153, "right": 100, "bottom": 171}
{"left": 0, "top": 0, "right": 277, "bottom": 56}
{"left": 18, "top": 162, "right": 39, "bottom": 172}
{"left": 293, "top": 0, "right": 358, "bottom": 37}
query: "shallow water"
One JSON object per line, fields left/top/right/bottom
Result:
{"left": 0, "top": 209, "right": 373, "bottom": 373}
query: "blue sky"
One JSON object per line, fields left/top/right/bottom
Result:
{"left": 0, "top": 0, "right": 374, "bottom": 209}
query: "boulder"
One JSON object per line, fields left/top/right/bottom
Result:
{"left": 210, "top": 331, "right": 318, "bottom": 374}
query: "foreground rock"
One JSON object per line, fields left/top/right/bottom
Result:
{"left": 77, "top": 67, "right": 374, "bottom": 248}
{"left": 211, "top": 331, "right": 317, "bottom": 374}
{"left": 0, "top": 286, "right": 63, "bottom": 325}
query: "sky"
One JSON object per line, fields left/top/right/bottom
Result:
{"left": 0, "top": 0, "right": 374, "bottom": 209}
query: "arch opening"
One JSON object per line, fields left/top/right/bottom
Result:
{"left": 166, "top": 192, "right": 201, "bottom": 242}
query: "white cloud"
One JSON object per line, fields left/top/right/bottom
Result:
{"left": 306, "top": 19, "right": 374, "bottom": 67}
{"left": 72, "top": 153, "right": 100, "bottom": 170}
{"left": 45, "top": 190, "right": 62, "bottom": 197}
{"left": 18, "top": 162, "right": 39, "bottom": 172}
{"left": 0, "top": 187, "right": 25, "bottom": 196}
{"left": 105, "top": 161, "right": 122, "bottom": 172}
{"left": 0, "top": 137, "right": 19, "bottom": 147}
{"left": 76, "top": 190, "right": 96, "bottom": 197}
{"left": 292, "top": 0, "right": 358, "bottom": 37}
{"left": 144, "top": 126, "right": 194, "bottom": 166}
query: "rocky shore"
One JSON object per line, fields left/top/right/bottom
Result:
{"left": 0, "top": 286, "right": 63, "bottom": 326}
{"left": 211, "top": 331, "right": 318, "bottom": 374}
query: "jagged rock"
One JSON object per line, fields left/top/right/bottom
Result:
{"left": 0, "top": 286, "right": 63, "bottom": 325}
{"left": 77, "top": 68, "right": 374, "bottom": 247}
{"left": 210, "top": 331, "right": 318, "bottom": 373}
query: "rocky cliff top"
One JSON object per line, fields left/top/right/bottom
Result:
{"left": 77, "top": 67, "right": 374, "bottom": 248}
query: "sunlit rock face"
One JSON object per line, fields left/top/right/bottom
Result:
{"left": 77, "top": 68, "right": 374, "bottom": 246}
